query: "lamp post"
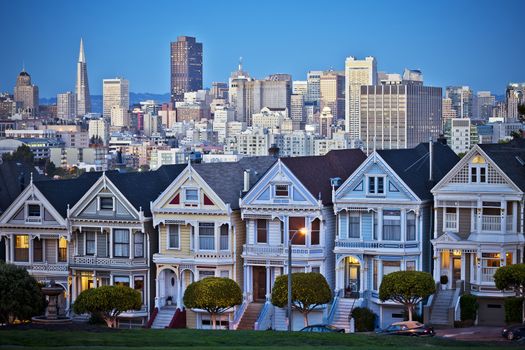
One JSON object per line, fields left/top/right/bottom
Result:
{"left": 287, "top": 227, "right": 307, "bottom": 332}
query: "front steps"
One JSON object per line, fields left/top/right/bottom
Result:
{"left": 237, "top": 302, "right": 264, "bottom": 330}
{"left": 151, "top": 305, "right": 177, "bottom": 329}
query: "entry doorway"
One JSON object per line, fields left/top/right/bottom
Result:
{"left": 253, "top": 266, "right": 267, "bottom": 302}
{"left": 452, "top": 256, "right": 461, "bottom": 288}
{"left": 344, "top": 257, "right": 360, "bottom": 298}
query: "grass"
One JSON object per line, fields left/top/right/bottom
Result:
{"left": 0, "top": 328, "right": 517, "bottom": 350}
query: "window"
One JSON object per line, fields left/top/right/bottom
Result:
{"left": 85, "top": 231, "right": 96, "bottom": 255}
{"left": 506, "top": 252, "right": 513, "bottom": 266}
{"left": 406, "top": 261, "right": 416, "bottom": 271}
{"left": 289, "top": 217, "right": 306, "bottom": 245}
{"left": 348, "top": 213, "right": 360, "bottom": 238}
{"left": 58, "top": 237, "right": 67, "bottom": 262}
{"left": 373, "top": 214, "right": 378, "bottom": 240}
{"left": 134, "top": 232, "right": 144, "bottom": 258}
{"left": 368, "top": 176, "right": 385, "bottom": 195}
{"left": 33, "top": 238, "right": 43, "bottom": 262}
{"left": 311, "top": 266, "right": 320, "bottom": 273}
{"left": 407, "top": 212, "right": 416, "bottom": 241}
{"left": 100, "top": 197, "right": 113, "bottom": 210}
{"left": 185, "top": 188, "right": 198, "bottom": 202}
{"left": 114, "top": 276, "right": 130, "bottom": 287}
{"left": 444, "top": 207, "right": 458, "bottom": 231}
{"left": 114, "top": 229, "right": 130, "bottom": 257}
{"left": 470, "top": 158, "right": 487, "bottom": 184}
{"left": 311, "top": 219, "right": 320, "bottom": 245}
{"left": 481, "top": 253, "right": 501, "bottom": 282}
{"left": 14, "top": 235, "right": 29, "bottom": 261}
{"left": 220, "top": 224, "right": 228, "bottom": 250}
{"left": 168, "top": 225, "right": 180, "bottom": 249}
{"left": 373, "top": 260, "right": 378, "bottom": 290}
{"left": 383, "top": 261, "right": 401, "bottom": 275}
{"left": 383, "top": 210, "right": 401, "bottom": 241}
{"left": 199, "top": 270, "right": 215, "bottom": 280}
{"left": 199, "top": 223, "right": 215, "bottom": 250}
{"left": 28, "top": 204, "right": 41, "bottom": 217}
{"left": 275, "top": 184, "right": 289, "bottom": 197}
{"left": 220, "top": 270, "right": 229, "bottom": 278}
{"left": 134, "top": 276, "right": 145, "bottom": 304}
{"left": 256, "top": 219, "right": 268, "bottom": 243}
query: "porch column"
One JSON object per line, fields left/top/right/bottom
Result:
{"left": 476, "top": 249, "right": 481, "bottom": 284}
{"left": 401, "top": 209, "right": 407, "bottom": 241}
{"left": 460, "top": 251, "right": 466, "bottom": 282}
{"left": 28, "top": 236, "right": 33, "bottom": 265}
{"left": 512, "top": 202, "right": 518, "bottom": 233}
{"left": 433, "top": 206, "right": 438, "bottom": 239}
{"left": 476, "top": 201, "right": 482, "bottom": 233}
{"left": 9, "top": 236, "right": 14, "bottom": 262}
{"left": 71, "top": 270, "right": 77, "bottom": 304}
{"left": 434, "top": 249, "right": 441, "bottom": 281}
{"left": 93, "top": 270, "right": 97, "bottom": 288}
{"left": 265, "top": 265, "right": 271, "bottom": 301}
{"left": 109, "top": 229, "right": 113, "bottom": 258}
{"left": 335, "top": 258, "right": 344, "bottom": 292}
{"left": 214, "top": 223, "right": 220, "bottom": 252}
{"left": 243, "top": 263, "right": 248, "bottom": 299}
{"left": 501, "top": 201, "right": 507, "bottom": 233}
{"left": 177, "top": 272, "right": 182, "bottom": 308}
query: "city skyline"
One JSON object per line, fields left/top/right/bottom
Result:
{"left": 1, "top": 0, "right": 524, "bottom": 98}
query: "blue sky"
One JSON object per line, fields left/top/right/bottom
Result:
{"left": 1, "top": 0, "right": 523, "bottom": 97}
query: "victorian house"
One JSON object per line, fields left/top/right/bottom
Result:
{"left": 430, "top": 139, "right": 525, "bottom": 326}
{"left": 238, "top": 149, "right": 367, "bottom": 331}
{"left": 150, "top": 157, "right": 275, "bottom": 329}
{"left": 332, "top": 142, "right": 458, "bottom": 329}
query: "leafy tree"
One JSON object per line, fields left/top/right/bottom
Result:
{"left": 0, "top": 262, "right": 45, "bottom": 324}
{"left": 494, "top": 264, "right": 525, "bottom": 323}
{"left": 73, "top": 285, "right": 142, "bottom": 328}
{"left": 1, "top": 144, "right": 34, "bottom": 163}
{"left": 183, "top": 277, "right": 242, "bottom": 329}
{"left": 379, "top": 271, "right": 435, "bottom": 321}
{"left": 271, "top": 272, "right": 332, "bottom": 327}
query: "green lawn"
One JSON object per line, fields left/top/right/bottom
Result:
{"left": 0, "top": 328, "right": 516, "bottom": 350}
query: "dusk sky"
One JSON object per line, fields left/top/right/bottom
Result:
{"left": 1, "top": 0, "right": 524, "bottom": 97}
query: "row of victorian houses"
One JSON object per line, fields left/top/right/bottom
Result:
{"left": 0, "top": 139, "right": 524, "bottom": 330}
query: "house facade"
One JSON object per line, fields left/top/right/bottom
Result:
{"left": 431, "top": 140, "right": 525, "bottom": 325}
{"left": 333, "top": 142, "right": 458, "bottom": 328}
{"left": 239, "top": 150, "right": 366, "bottom": 331}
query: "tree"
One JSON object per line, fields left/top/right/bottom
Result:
{"left": 2, "top": 144, "right": 34, "bottom": 163}
{"left": 379, "top": 271, "right": 435, "bottom": 321}
{"left": 494, "top": 264, "right": 525, "bottom": 324}
{"left": 73, "top": 285, "right": 142, "bottom": 328}
{"left": 0, "top": 262, "right": 45, "bottom": 324}
{"left": 271, "top": 272, "right": 332, "bottom": 327}
{"left": 183, "top": 277, "right": 242, "bottom": 329}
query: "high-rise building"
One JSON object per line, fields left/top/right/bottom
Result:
{"left": 442, "top": 97, "right": 457, "bottom": 126}
{"left": 211, "top": 82, "right": 228, "bottom": 99}
{"left": 170, "top": 36, "right": 203, "bottom": 102}
{"left": 474, "top": 91, "right": 495, "bottom": 121}
{"left": 57, "top": 92, "right": 77, "bottom": 120}
{"left": 506, "top": 83, "right": 525, "bottom": 121}
{"left": 445, "top": 86, "right": 472, "bottom": 119}
{"left": 103, "top": 78, "right": 129, "bottom": 118}
{"left": 110, "top": 106, "right": 130, "bottom": 128}
{"left": 444, "top": 118, "right": 478, "bottom": 154}
{"left": 359, "top": 83, "right": 442, "bottom": 154}
{"left": 228, "top": 59, "right": 252, "bottom": 109}
{"left": 88, "top": 118, "right": 109, "bottom": 145}
{"left": 306, "top": 71, "right": 322, "bottom": 104}
{"left": 292, "top": 81, "right": 308, "bottom": 96}
{"left": 13, "top": 69, "right": 39, "bottom": 116}
{"left": 345, "top": 56, "right": 377, "bottom": 137}
{"left": 76, "top": 38, "right": 91, "bottom": 116}
{"left": 290, "top": 94, "right": 305, "bottom": 125}
{"left": 319, "top": 107, "right": 334, "bottom": 138}
{"left": 320, "top": 71, "right": 345, "bottom": 119}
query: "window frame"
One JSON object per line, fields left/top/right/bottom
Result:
{"left": 113, "top": 229, "right": 130, "bottom": 258}
{"left": 167, "top": 224, "right": 180, "bottom": 250}
{"left": 27, "top": 203, "right": 42, "bottom": 218}
{"left": 85, "top": 231, "right": 96, "bottom": 256}
{"left": 99, "top": 196, "right": 114, "bottom": 211}
{"left": 274, "top": 184, "right": 290, "bottom": 198}
{"left": 184, "top": 188, "right": 199, "bottom": 203}
{"left": 58, "top": 237, "right": 68, "bottom": 262}
{"left": 219, "top": 224, "right": 229, "bottom": 251}
{"left": 367, "top": 175, "right": 386, "bottom": 196}
{"left": 134, "top": 232, "right": 144, "bottom": 258}
{"left": 348, "top": 212, "right": 361, "bottom": 239}
{"left": 256, "top": 219, "right": 268, "bottom": 244}
{"left": 198, "top": 223, "right": 215, "bottom": 251}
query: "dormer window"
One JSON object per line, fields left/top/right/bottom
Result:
{"left": 99, "top": 197, "right": 113, "bottom": 210}
{"left": 275, "top": 184, "right": 289, "bottom": 197}
{"left": 185, "top": 188, "right": 199, "bottom": 202}
{"left": 367, "top": 176, "right": 385, "bottom": 195}
{"left": 470, "top": 155, "right": 487, "bottom": 184}
{"left": 27, "top": 204, "right": 41, "bottom": 217}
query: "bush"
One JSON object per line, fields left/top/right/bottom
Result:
{"left": 459, "top": 294, "right": 477, "bottom": 321}
{"left": 351, "top": 307, "right": 376, "bottom": 332}
{"left": 504, "top": 297, "right": 523, "bottom": 324}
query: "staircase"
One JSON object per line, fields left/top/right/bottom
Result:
{"left": 151, "top": 305, "right": 177, "bottom": 329}
{"left": 237, "top": 302, "right": 264, "bottom": 330}
{"left": 273, "top": 307, "right": 287, "bottom": 331}
{"left": 331, "top": 298, "right": 357, "bottom": 333}
{"left": 429, "top": 290, "right": 455, "bottom": 326}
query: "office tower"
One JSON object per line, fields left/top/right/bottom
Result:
{"left": 103, "top": 78, "right": 129, "bottom": 118}
{"left": 506, "top": 83, "right": 525, "bottom": 121}
{"left": 13, "top": 69, "right": 39, "bottom": 116}
{"left": 57, "top": 92, "right": 77, "bottom": 120}
{"left": 402, "top": 68, "right": 423, "bottom": 85}
{"left": 110, "top": 106, "right": 130, "bottom": 128}
{"left": 228, "top": 58, "right": 252, "bottom": 108}
{"left": 290, "top": 94, "right": 305, "bottom": 124}
{"left": 88, "top": 118, "right": 109, "bottom": 145}
{"left": 445, "top": 86, "right": 473, "bottom": 119}
{"left": 320, "top": 71, "right": 345, "bottom": 119}
{"left": 211, "top": 82, "right": 228, "bottom": 99}
{"left": 319, "top": 107, "right": 334, "bottom": 138}
{"left": 442, "top": 97, "right": 457, "bottom": 125}
{"left": 292, "top": 81, "right": 308, "bottom": 95}
{"left": 76, "top": 38, "right": 91, "bottom": 116}
{"left": 474, "top": 91, "right": 495, "bottom": 121}
{"left": 170, "top": 36, "right": 203, "bottom": 102}
{"left": 306, "top": 71, "right": 322, "bottom": 104}
{"left": 345, "top": 56, "right": 377, "bottom": 136}
{"left": 444, "top": 118, "right": 478, "bottom": 154}
{"left": 359, "top": 83, "right": 442, "bottom": 154}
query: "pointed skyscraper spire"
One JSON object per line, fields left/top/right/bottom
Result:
{"left": 78, "top": 38, "right": 86, "bottom": 63}
{"left": 76, "top": 37, "right": 91, "bottom": 115}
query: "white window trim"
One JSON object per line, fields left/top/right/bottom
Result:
{"left": 443, "top": 207, "right": 459, "bottom": 233}
{"left": 167, "top": 224, "right": 180, "bottom": 250}
{"left": 255, "top": 219, "right": 269, "bottom": 245}
{"left": 182, "top": 187, "right": 200, "bottom": 206}
{"left": 26, "top": 201, "right": 42, "bottom": 218}
{"left": 198, "top": 269, "right": 216, "bottom": 280}
{"left": 347, "top": 212, "right": 361, "bottom": 240}
{"left": 198, "top": 222, "right": 215, "bottom": 251}
{"left": 98, "top": 196, "right": 115, "bottom": 211}
{"left": 469, "top": 164, "right": 488, "bottom": 184}
{"left": 219, "top": 224, "right": 229, "bottom": 251}
{"left": 273, "top": 183, "right": 290, "bottom": 198}
{"left": 366, "top": 174, "right": 386, "bottom": 196}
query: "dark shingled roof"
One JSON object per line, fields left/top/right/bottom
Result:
{"left": 281, "top": 149, "right": 367, "bottom": 205}
{"left": 193, "top": 156, "right": 276, "bottom": 210}
{"left": 0, "top": 161, "right": 46, "bottom": 214}
{"left": 478, "top": 138, "right": 525, "bottom": 192}
{"left": 378, "top": 142, "right": 459, "bottom": 201}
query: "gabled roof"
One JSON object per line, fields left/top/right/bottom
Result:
{"left": 192, "top": 157, "right": 276, "bottom": 210}
{"left": 0, "top": 160, "right": 45, "bottom": 214}
{"left": 281, "top": 149, "right": 367, "bottom": 205}
{"left": 478, "top": 138, "right": 525, "bottom": 192}
{"left": 377, "top": 142, "right": 459, "bottom": 201}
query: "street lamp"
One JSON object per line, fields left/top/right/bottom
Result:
{"left": 288, "top": 227, "right": 307, "bottom": 332}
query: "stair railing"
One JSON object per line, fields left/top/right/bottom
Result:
{"left": 254, "top": 301, "right": 273, "bottom": 331}
{"left": 325, "top": 289, "right": 343, "bottom": 325}
{"left": 231, "top": 299, "right": 249, "bottom": 330}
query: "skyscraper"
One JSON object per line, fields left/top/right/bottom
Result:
{"left": 320, "top": 71, "right": 345, "bottom": 120}
{"left": 345, "top": 56, "right": 377, "bottom": 137}
{"left": 57, "top": 91, "right": 77, "bottom": 120}
{"left": 506, "top": 83, "right": 525, "bottom": 121}
{"left": 474, "top": 91, "right": 495, "bottom": 121}
{"left": 103, "top": 78, "right": 129, "bottom": 118}
{"left": 170, "top": 36, "right": 203, "bottom": 102}
{"left": 76, "top": 38, "right": 91, "bottom": 116}
{"left": 13, "top": 69, "right": 39, "bottom": 116}
{"left": 445, "top": 86, "right": 473, "bottom": 119}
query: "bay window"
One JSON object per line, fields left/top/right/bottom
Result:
{"left": 134, "top": 232, "right": 144, "bottom": 258}
{"left": 114, "top": 229, "right": 130, "bottom": 257}
{"left": 199, "top": 223, "right": 215, "bottom": 250}
{"left": 311, "top": 219, "right": 320, "bottom": 245}
{"left": 289, "top": 217, "right": 306, "bottom": 245}
{"left": 383, "top": 210, "right": 401, "bottom": 241}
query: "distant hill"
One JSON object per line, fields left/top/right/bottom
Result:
{"left": 39, "top": 92, "right": 171, "bottom": 113}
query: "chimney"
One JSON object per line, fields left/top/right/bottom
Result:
{"left": 243, "top": 169, "right": 251, "bottom": 192}
{"left": 429, "top": 138, "right": 433, "bottom": 182}
{"left": 268, "top": 144, "right": 280, "bottom": 158}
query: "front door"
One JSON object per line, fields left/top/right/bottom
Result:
{"left": 345, "top": 258, "right": 360, "bottom": 298}
{"left": 253, "top": 266, "right": 267, "bottom": 301}
{"left": 452, "top": 257, "right": 461, "bottom": 288}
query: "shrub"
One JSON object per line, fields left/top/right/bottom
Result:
{"left": 494, "top": 264, "right": 525, "bottom": 323}
{"left": 351, "top": 307, "right": 376, "bottom": 332}
{"left": 459, "top": 294, "right": 477, "bottom": 321}
{"left": 504, "top": 297, "right": 523, "bottom": 324}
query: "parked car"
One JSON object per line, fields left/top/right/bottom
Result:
{"left": 502, "top": 325, "right": 525, "bottom": 340}
{"left": 377, "top": 321, "right": 435, "bottom": 336}
{"left": 300, "top": 324, "right": 345, "bottom": 333}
